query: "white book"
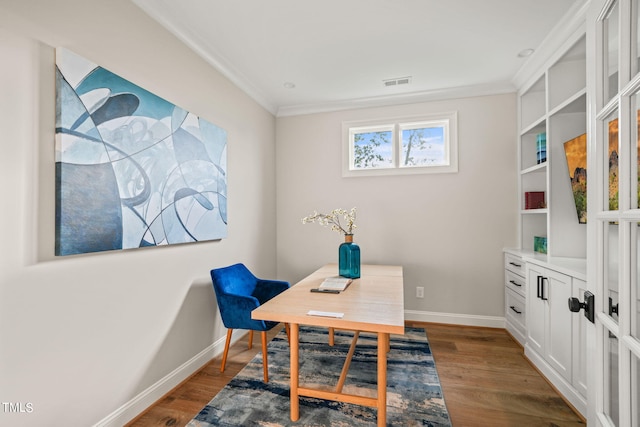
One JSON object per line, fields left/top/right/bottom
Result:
{"left": 307, "top": 310, "right": 344, "bottom": 318}
{"left": 318, "top": 276, "right": 352, "bottom": 291}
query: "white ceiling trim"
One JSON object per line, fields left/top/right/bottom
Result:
{"left": 276, "top": 81, "right": 517, "bottom": 117}
{"left": 134, "top": 0, "right": 586, "bottom": 118}
{"left": 133, "top": 0, "right": 279, "bottom": 115}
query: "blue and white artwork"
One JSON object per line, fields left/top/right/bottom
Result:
{"left": 55, "top": 48, "right": 227, "bottom": 256}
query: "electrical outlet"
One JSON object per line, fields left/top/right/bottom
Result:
{"left": 416, "top": 286, "right": 424, "bottom": 298}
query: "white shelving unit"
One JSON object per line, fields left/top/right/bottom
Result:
{"left": 505, "top": 25, "right": 589, "bottom": 417}
{"left": 518, "top": 35, "right": 587, "bottom": 258}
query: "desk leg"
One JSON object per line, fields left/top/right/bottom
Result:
{"left": 290, "top": 323, "right": 300, "bottom": 421}
{"left": 377, "top": 332, "right": 389, "bottom": 427}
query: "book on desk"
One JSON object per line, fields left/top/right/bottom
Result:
{"left": 318, "top": 276, "right": 352, "bottom": 292}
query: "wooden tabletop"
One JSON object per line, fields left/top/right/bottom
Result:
{"left": 252, "top": 263, "right": 405, "bottom": 334}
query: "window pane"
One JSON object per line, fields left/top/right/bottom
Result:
{"left": 605, "top": 0, "right": 620, "bottom": 103}
{"left": 400, "top": 125, "right": 448, "bottom": 168}
{"left": 606, "top": 221, "right": 620, "bottom": 324}
{"left": 634, "top": 223, "right": 640, "bottom": 339}
{"left": 636, "top": 93, "right": 640, "bottom": 209}
{"left": 634, "top": 353, "right": 640, "bottom": 426}
{"left": 606, "top": 333, "right": 620, "bottom": 426}
{"left": 608, "top": 112, "right": 620, "bottom": 211}
{"left": 635, "top": 0, "right": 640, "bottom": 76}
{"left": 343, "top": 112, "right": 457, "bottom": 176}
{"left": 351, "top": 129, "right": 393, "bottom": 169}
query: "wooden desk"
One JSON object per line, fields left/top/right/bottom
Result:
{"left": 252, "top": 263, "right": 404, "bottom": 427}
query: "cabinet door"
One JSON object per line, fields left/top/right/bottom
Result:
{"left": 572, "top": 278, "right": 587, "bottom": 397}
{"left": 527, "top": 264, "right": 546, "bottom": 354}
{"left": 545, "top": 268, "right": 573, "bottom": 382}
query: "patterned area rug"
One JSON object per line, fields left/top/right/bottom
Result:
{"left": 187, "top": 326, "right": 451, "bottom": 426}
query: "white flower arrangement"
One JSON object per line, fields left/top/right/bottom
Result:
{"left": 301, "top": 207, "right": 357, "bottom": 235}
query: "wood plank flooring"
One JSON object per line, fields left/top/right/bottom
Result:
{"left": 416, "top": 322, "right": 585, "bottom": 426}
{"left": 126, "top": 323, "right": 585, "bottom": 426}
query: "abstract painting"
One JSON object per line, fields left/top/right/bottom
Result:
{"left": 563, "top": 133, "right": 587, "bottom": 224}
{"left": 55, "top": 48, "right": 227, "bottom": 256}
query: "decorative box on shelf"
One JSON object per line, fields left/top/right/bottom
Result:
{"left": 525, "top": 191, "right": 546, "bottom": 209}
{"left": 534, "top": 236, "right": 548, "bottom": 254}
{"left": 536, "top": 132, "right": 547, "bottom": 164}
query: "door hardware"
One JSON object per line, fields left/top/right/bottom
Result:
{"left": 609, "top": 297, "right": 619, "bottom": 317}
{"left": 568, "top": 290, "right": 594, "bottom": 323}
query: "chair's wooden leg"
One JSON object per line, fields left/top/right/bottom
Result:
{"left": 261, "top": 331, "right": 269, "bottom": 382}
{"left": 220, "top": 329, "right": 233, "bottom": 373}
{"left": 329, "top": 327, "right": 335, "bottom": 346}
{"left": 248, "top": 330, "right": 254, "bottom": 350}
{"left": 285, "top": 323, "right": 290, "bottom": 345}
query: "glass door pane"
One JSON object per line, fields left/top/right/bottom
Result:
{"left": 635, "top": 92, "right": 640, "bottom": 209}
{"left": 606, "top": 333, "right": 620, "bottom": 426}
{"left": 634, "top": 222, "right": 640, "bottom": 339}
{"left": 634, "top": 353, "right": 640, "bottom": 426}
{"left": 607, "top": 111, "right": 620, "bottom": 211}
{"left": 605, "top": 0, "right": 620, "bottom": 103}
{"left": 634, "top": 0, "right": 640, "bottom": 76}
{"left": 606, "top": 221, "right": 620, "bottom": 325}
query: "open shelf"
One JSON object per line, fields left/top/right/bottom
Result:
{"left": 521, "top": 76, "right": 546, "bottom": 131}
{"left": 518, "top": 33, "right": 586, "bottom": 260}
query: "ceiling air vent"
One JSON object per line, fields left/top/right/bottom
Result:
{"left": 383, "top": 76, "right": 412, "bottom": 87}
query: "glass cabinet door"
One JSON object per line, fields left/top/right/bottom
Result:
{"left": 588, "top": 0, "right": 640, "bottom": 425}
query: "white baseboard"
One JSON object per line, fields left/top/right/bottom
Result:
{"left": 524, "top": 344, "right": 586, "bottom": 417}
{"left": 404, "top": 309, "right": 506, "bottom": 329}
{"left": 93, "top": 331, "right": 247, "bottom": 427}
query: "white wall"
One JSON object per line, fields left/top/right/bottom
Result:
{"left": 0, "top": 1, "right": 276, "bottom": 426}
{"left": 0, "top": 1, "right": 520, "bottom": 425}
{"left": 276, "top": 94, "right": 518, "bottom": 320}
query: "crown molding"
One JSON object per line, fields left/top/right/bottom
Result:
{"left": 276, "top": 81, "right": 516, "bottom": 117}
{"left": 131, "top": 0, "right": 278, "bottom": 115}
{"left": 134, "top": 0, "right": 585, "bottom": 118}
{"left": 512, "top": 0, "right": 589, "bottom": 92}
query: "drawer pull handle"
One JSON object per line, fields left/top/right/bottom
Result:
{"left": 509, "top": 280, "right": 522, "bottom": 287}
{"left": 509, "top": 262, "right": 522, "bottom": 268}
{"left": 510, "top": 306, "right": 522, "bottom": 314}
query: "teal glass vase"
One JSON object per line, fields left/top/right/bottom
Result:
{"left": 339, "top": 234, "right": 360, "bottom": 278}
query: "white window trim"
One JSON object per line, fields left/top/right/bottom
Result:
{"left": 342, "top": 111, "right": 458, "bottom": 177}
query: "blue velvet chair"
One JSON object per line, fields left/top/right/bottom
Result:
{"left": 211, "top": 263, "right": 290, "bottom": 382}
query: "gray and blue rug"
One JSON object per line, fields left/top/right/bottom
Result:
{"left": 187, "top": 326, "right": 451, "bottom": 426}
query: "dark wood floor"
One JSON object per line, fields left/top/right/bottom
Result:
{"left": 126, "top": 322, "right": 585, "bottom": 426}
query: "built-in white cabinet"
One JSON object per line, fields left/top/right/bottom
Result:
{"left": 526, "top": 262, "right": 573, "bottom": 382}
{"left": 511, "top": 254, "right": 588, "bottom": 417}
{"left": 504, "top": 252, "right": 526, "bottom": 346}
{"left": 507, "top": 11, "right": 590, "bottom": 418}
{"left": 571, "top": 278, "right": 588, "bottom": 399}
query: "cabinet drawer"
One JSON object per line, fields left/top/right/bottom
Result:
{"left": 505, "top": 288, "right": 526, "bottom": 333}
{"left": 505, "top": 253, "right": 525, "bottom": 276}
{"left": 505, "top": 269, "right": 526, "bottom": 297}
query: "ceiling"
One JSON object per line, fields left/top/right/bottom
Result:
{"left": 131, "top": 0, "right": 583, "bottom": 116}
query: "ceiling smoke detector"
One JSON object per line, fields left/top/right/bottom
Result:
{"left": 383, "top": 76, "right": 412, "bottom": 87}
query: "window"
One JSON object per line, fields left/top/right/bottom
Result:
{"left": 343, "top": 112, "right": 457, "bottom": 177}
